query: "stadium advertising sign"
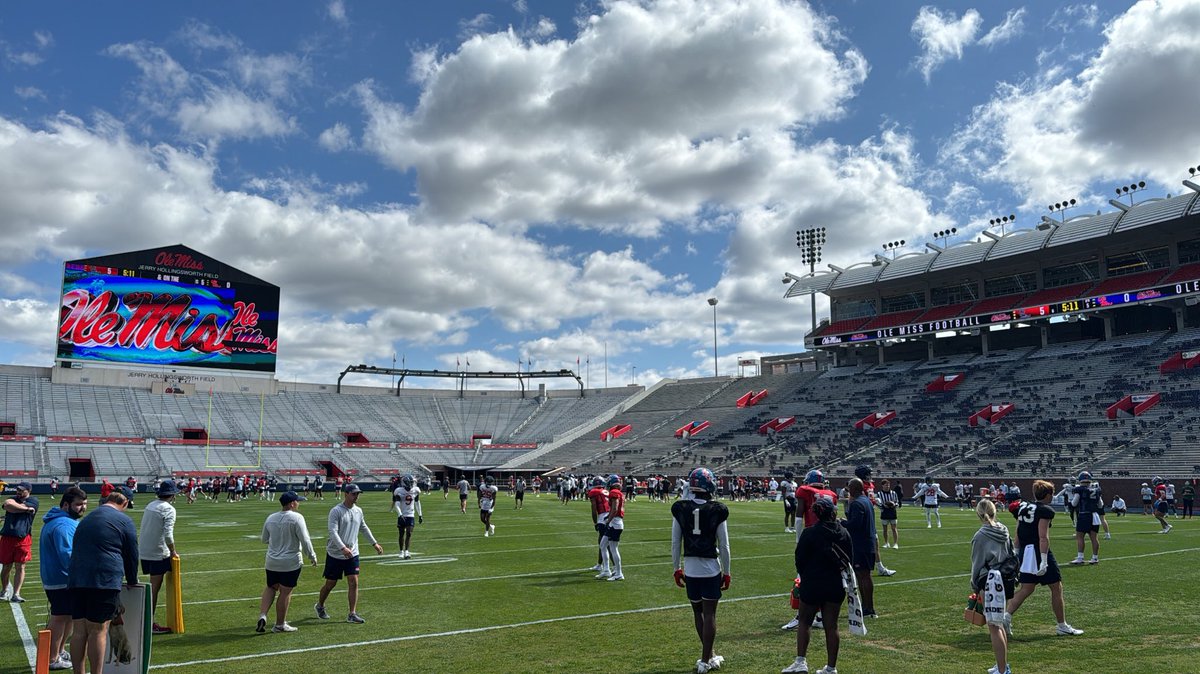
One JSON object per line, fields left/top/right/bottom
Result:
{"left": 57, "top": 245, "right": 279, "bottom": 372}
{"left": 810, "top": 277, "right": 1200, "bottom": 347}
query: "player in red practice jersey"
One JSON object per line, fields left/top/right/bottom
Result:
{"left": 587, "top": 477, "right": 610, "bottom": 573}
{"left": 783, "top": 469, "right": 838, "bottom": 630}
{"left": 854, "top": 465, "right": 897, "bottom": 578}
{"left": 597, "top": 475, "right": 626, "bottom": 581}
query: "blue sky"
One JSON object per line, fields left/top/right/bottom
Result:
{"left": 2, "top": 0, "right": 1197, "bottom": 389}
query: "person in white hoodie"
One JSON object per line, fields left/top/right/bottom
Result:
{"left": 970, "top": 499, "right": 1015, "bottom": 674}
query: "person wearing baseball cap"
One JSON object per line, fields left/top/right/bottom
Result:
{"left": 257, "top": 492, "right": 318, "bottom": 633}
{"left": 315, "top": 481, "right": 382, "bottom": 625}
{"left": 1, "top": 481, "right": 39, "bottom": 602}
{"left": 138, "top": 479, "right": 179, "bottom": 634}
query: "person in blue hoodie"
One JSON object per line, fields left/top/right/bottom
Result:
{"left": 39, "top": 487, "right": 88, "bottom": 671}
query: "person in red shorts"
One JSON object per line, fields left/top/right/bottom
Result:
{"left": 1, "top": 481, "right": 40, "bottom": 603}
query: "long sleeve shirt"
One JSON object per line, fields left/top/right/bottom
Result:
{"left": 262, "top": 509, "right": 318, "bottom": 572}
{"left": 138, "top": 498, "right": 176, "bottom": 560}
{"left": 326, "top": 502, "right": 377, "bottom": 559}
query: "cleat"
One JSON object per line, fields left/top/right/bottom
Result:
{"left": 1088, "top": 557, "right": 1099, "bottom": 565}
{"left": 781, "top": 656, "right": 809, "bottom": 673}
{"left": 816, "top": 667, "right": 838, "bottom": 674}
{"left": 607, "top": 573, "right": 625, "bottom": 581}
{"left": 927, "top": 523, "right": 932, "bottom": 529}
{"left": 696, "top": 660, "right": 712, "bottom": 674}
{"left": 595, "top": 571, "right": 611, "bottom": 579}
{"left": 272, "top": 622, "right": 298, "bottom": 633}
{"left": 1164, "top": 525, "right": 1173, "bottom": 533}
{"left": 590, "top": 564, "right": 603, "bottom": 571}
{"left": 347, "top": 612, "right": 365, "bottom": 624}
{"left": 937, "top": 523, "right": 942, "bottom": 528}
{"left": 256, "top": 617, "right": 266, "bottom": 633}
{"left": 315, "top": 603, "right": 330, "bottom": 620}
{"left": 781, "top": 617, "right": 801, "bottom": 630}
{"left": 708, "top": 654, "right": 724, "bottom": 669}
{"left": 151, "top": 623, "right": 171, "bottom": 635}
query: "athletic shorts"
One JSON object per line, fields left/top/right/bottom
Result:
{"left": 1074, "top": 515, "right": 1099, "bottom": 534}
{"left": 266, "top": 567, "right": 302, "bottom": 589}
{"left": 0, "top": 535, "right": 32, "bottom": 564}
{"left": 783, "top": 496, "right": 797, "bottom": 514}
{"left": 141, "top": 557, "right": 172, "bottom": 576}
{"left": 459, "top": 494, "right": 469, "bottom": 502}
{"left": 880, "top": 517, "right": 897, "bottom": 526}
{"left": 604, "top": 527, "right": 624, "bottom": 542}
{"left": 594, "top": 522, "right": 607, "bottom": 535}
{"left": 398, "top": 516, "right": 416, "bottom": 528}
{"left": 799, "top": 581, "right": 845, "bottom": 607}
{"left": 323, "top": 554, "right": 360, "bottom": 580}
{"left": 1142, "top": 499, "right": 1151, "bottom": 505}
{"left": 515, "top": 491, "right": 525, "bottom": 499}
{"left": 45, "top": 588, "right": 72, "bottom": 616}
{"left": 923, "top": 503, "right": 939, "bottom": 509}
{"left": 851, "top": 548, "right": 876, "bottom": 571}
{"left": 684, "top": 573, "right": 722, "bottom": 602}
{"left": 70, "top": 588, "right": 121, "bottom": 624}
{"left": 1017, "top": 549, "right": 1062, "bottom": 586}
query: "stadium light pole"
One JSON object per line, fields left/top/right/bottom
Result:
{"left": 988, "top": 215, "right": 1015, "bottom": 236}
{"left": 933, "top": 228, "right": 958, "bottom": 247}
{"left": 707, "top": 297, "right": 719, "bottom": 377}
{"left": 796, "top": 227, "right": 826, "bottom": 335}
{"left": 881, "top": 240, "right": 905, "bottom": 260}
{"left": 1047, "top": 198, "right": 1077, "bottom": 223}
{"left": 1113, "top": 180, "right": 1146, "bottom": 206}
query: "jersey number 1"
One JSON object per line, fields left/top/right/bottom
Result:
{"left": 692, "top": 508, "right": 702, "bottom": 535}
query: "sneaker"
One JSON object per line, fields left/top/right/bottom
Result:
{"left": 1164, "top": 525, "right": 1173, "bottom": 533}
{"left": 256, "top": 617, "right": 266, "bottom": 633}
{"left": 781, "top": 617, "right": 801, "bottom": 630}
{"left": 696, "top": 660, "right": 712, "bottom": 674}
{"left": 0, "top": 586, "right": 9, "bottom": 601}
{"left": 927, "top": 523, "right": 932, "bottom": 529}
{"left": 1001, "top": 612, "right": 1012, "bottom": 638}
{"left": 347, "top": 612, "right": 365, "bottom": 624}
{"left": 590, "top": 564, "right": 603, "bottom": 571}
{"left": 1069, "top": 558, "right": 1085, "bottom": 565}
{"left": 607, "top": 573, "right": 625, "bottom": 581}
{"left": 1056, "top": 623, "right": 1083, "bottom": 636}
{"left": 987, "top": 666, "right": 999, "bottom": 674}
{"left": 816, "top": 667, "right": 838, "bottom": 674}
{"left": 595, "top": 571, "right": 611, "bottom": 579}
{"left": 877, "top": 567, "right": 897, "bottom": 577}
{"left": 708, "top": 654, "right": 724, "bottom": 669}
{"left": 937, "top": 523, "right": 942, "bottom": 528}
{"left": 315, "top": 603, "right": 330, "bottom": 620}
{"left": 781, "top": 657, "right": 809, "bottom": 673}
{"left": 1088, "top": 557, "right": 1099, "bottom": 565}
{"left": 484, "top": 529, "right": 490, "bottom": 537}
{"left": 58, "top": 651, "right": 70, "bottom": 664}
{"left": 488, "top": 524, "right": 495, "bottom": 535}
{"left": 1104, "top": 533, "right": 1111, "bottom": 540}
{"left": 49, "top": 661, "right": 71, "bottom": 671}
{"left": 272, "top": 622, "right": 298, "bottom": 633}
{"left": 9, "top": 595, "right": 25, "bottom": 603}
{"left": 863, "top": 610, "right": 879, "bottom": 619}
{"left": 151, "top": 623, "right": 172, "bottom": 635}
{"left": 892, "top": 543, "right": 900, "bottom": 549}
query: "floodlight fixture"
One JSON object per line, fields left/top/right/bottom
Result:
{"left": 1047, "top": 198, "right": 1077, "bottom": 222}
{"left": 1113, "top": 180, "right": 1146, "bottom": 206}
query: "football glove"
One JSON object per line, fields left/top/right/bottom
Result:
{"left": 674, "top": 568, "right": 685, "bottom": 587}
{"left": 418, "top": 515, "right": 423, "bottom": 525}
{"left": 721, "top": 574, "right": 731, "bottom": 590}
{"left": 1036, "top": 558, "right": 1048, "bottom": 576}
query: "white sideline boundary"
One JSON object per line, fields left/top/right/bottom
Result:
{"left": 11, "top": 601, "right": 37, "bottom": 673}
{"left": 143, "top": 545, "right": 1200, "bottom": 670}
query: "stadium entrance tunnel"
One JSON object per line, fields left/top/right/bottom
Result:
{"left": 317, "top": 460, "right": 346, "bottom": 478}
{"left": 68, "top": 457, "right": 95, "bottom": 481}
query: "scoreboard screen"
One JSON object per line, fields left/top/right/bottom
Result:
{"left": 56, "top": 246, "right": 279, "bottom": 373}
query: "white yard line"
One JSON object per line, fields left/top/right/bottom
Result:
{"left": 11, "top": 601, "right": 38, "bottom": 674}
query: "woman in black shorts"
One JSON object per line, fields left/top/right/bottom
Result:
{"left": 782, "top": 495, "right": 851, "bottom": 674}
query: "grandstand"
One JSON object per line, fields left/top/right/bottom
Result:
{"left": 4, "top": 188, "right": 1200, "bottom": 490}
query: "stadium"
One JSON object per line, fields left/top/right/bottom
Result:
{"left": 0, "top": 181, "right": 1197, "bottom": 673}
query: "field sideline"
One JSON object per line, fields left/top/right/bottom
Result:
{"left": 1, "top": 490, "right": 1197, "bottom": 674}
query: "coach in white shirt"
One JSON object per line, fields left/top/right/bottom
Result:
{"left": 257, "top": 491, "right": 317, "bottom": 633}
{"left": 138, "top": 479, "right": 179, "bottom": 635}
{"left": 314, "top": 484, "right": 383, "bottom": 624}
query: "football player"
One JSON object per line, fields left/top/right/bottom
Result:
{"left": 587, "top": 477, "right": 610, "bottom": 573}
{"left": 853, "top": 465, "right": 896, "bottom": 577}
{"left": 782, "top": 469, "right": 838, "bottom": 631}
{"left": 478, "top": 476, "right": 498, "bottom": 537}
{"left": 780, "top": 472, "right": 798, "bottom": 533}
{"left": 918, "top": 476, "right": 949, "bottom": 528}
{"left": 391, "top": 474, "right": 422, "bottom": 559}
{"left": 1153, "top": 492, "right": 1172, "bottom": 533}
{"left": 1068, "top": 472, "right": 1101, "bottom": 565}
{"left": 1005, "top": 480, "right": 1084, "bottom": 637}
{"left": 598, "top": 475, "right": 626, "bottom": 581}
{"left": 671, "top": 467, "right": 731, "bottom": 674}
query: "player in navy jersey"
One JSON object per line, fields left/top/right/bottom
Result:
{"left": 672, "top": 467, "right": 731, "bottom": 674}
{"left": 1069, "top": 472, "right": 1102, "bottom": 565}
{"left": 1006, "top": 480, "right": 1083, "bottom": 637}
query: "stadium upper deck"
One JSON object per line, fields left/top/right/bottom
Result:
{"left": 784, "top": 183, "right": 1200, "bottom": 359}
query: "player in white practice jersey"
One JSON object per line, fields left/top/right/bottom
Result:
{"left": 478, "top": 475, "right": 498, "bottom": 536}
{"left": 391, "top": 474, "right": 423, "bottom": 559}
{"left": 779, "top": 472, "right": 798, "bottom": 533}
{"left": 918, "top": 476, "right": 950, "bottom": 528}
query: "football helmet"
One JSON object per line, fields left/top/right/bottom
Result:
{"left": 606, "top": 474, "right": 621, "bottom": 488}
{"left": 484, "top": 475, "right": 495, "bottom": 485}
{"left": 854, "top": 465, "right": 872, "bottom": 480}
{"left": 688, "top": 467, "right": 716, "bottom": 494}
{"left": 592, "top": 476, "right": 603, "bottom": 487}
{"left": 803, "top": 469, "right": 824, "bottom": 485}
{"left": 401, "top": 474, "right": 414, "bottom": 489}
{"left": 783, "top": 471, "right": 794, "bottom": 481}
{"left": 1077, "top": 471, "right": 1092, "bottom": 483}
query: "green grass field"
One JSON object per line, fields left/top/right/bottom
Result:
{"left": 2, "top": 491, "right": 1197, "bottom": 674}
